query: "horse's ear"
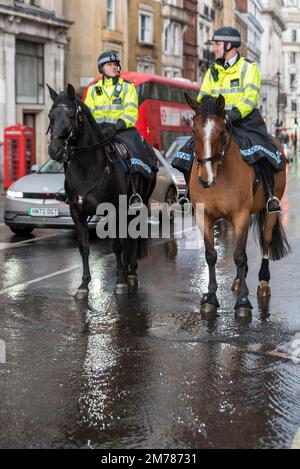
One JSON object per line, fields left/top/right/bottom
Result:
{"left": 67, "top": 83, "right": 76, "bottom": 101}
{"left": 216, "top": 94, "right": 225, "bottom": 113}
{"left": 46, "top": 84, "right": 58, "bottom": 101}
{"left": 185, "top": 92, "right": 200, "bottom": 113}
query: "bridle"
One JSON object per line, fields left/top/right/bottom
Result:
{"left": 47, "top": 103, "right": 112, "bottom": 155}
{"left": 47, "top": 101, "right": 119, "bottom": 205}
{"left": 194, "top": 121, "right": 231, "bottom": 174}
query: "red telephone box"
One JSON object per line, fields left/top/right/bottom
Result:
{"left": 3, "top": 124, "right": 35, "bottom": 188}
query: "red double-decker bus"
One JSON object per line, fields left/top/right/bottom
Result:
{"left": 83, "top": 72, "right": 199, "bottom": 151}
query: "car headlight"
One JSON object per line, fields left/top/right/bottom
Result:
{"left": 7, "top": 190, "right": 24, "bottom": 198}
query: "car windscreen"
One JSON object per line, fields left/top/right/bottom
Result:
{"left": 38, "top": 159, "right": 64, "bottom": 174}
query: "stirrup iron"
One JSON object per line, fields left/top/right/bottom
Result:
{"left": 266, "top": 196, "right": 281, "bottom": 214}
{"left": 129, "top": 193, "right": 144, "bottom": 210}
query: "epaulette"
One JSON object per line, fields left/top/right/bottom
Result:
{"left": 244, "top": 58, "right": 255, "bottom": 64}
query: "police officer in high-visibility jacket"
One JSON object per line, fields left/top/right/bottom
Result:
{"left": 197, "top": 27, "right": 283, "bottom": 213}
{"left": 84, "top": 51, "right": 157, "bottom": 204}
{"left": 84, "top": 51, "right": 138, "bottom": 138}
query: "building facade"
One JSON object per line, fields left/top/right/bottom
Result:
{"left": 183, "top": 0, "right": 198, "bottom": 81}
{"left": 260, "top": 0, "right": 286, "bottom": 134}
{"left": 161, "top": 0, "right": 188, "bottom": 77}
{"left": 128, "top": 0, "right": 162, "bottom": 74}
{"left": 0, "top": 0, "right": 71, "bottom": 176}
{"left": 63, "top": 0, "right": 129, "bottom": 94}
{"left": 282, "top": 0, "right": 300, "bottom": 137}
{"left": 197, "top": 0, "right": 215, "bottom": 82}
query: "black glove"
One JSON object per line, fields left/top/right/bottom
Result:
{"left": 115, "top": 119, "right": 127, "bottom": 132}
{"left": 103, "top": 123, "right": 117, "bottom": 139}
{"left": 225, "top": 108, "right": 242, "bottom": 125}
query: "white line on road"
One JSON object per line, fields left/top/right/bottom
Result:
{"left": 0, "top": 264, "right": 81, "bottom": 297}
{"left": 0, "top": 233, "right": 59, "bottom": 250}
{"left": 292, "top": 427, "right": 300, "bottom": 449}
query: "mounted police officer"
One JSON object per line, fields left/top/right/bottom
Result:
{"left": 84, "top": 51, "right": 138, "bottom": 138}
{"left": 198, "top": 26, "right": 283, "bottom": 213}
{"left": 84, "top": 51, "right": 157, "bottom": 205}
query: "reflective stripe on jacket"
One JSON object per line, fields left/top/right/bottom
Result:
{"left": 84, "top": 77, "right": 138, "bottom": 128}
{"left": 197, "top": 57, "right": 261, "bottom": 119}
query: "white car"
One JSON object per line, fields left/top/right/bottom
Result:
{"left": 4, "top": 149, "right": 178, "bottom": 236}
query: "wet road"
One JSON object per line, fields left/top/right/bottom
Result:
{"left": 0, "top": 159, "right": 300, "bottom": 449}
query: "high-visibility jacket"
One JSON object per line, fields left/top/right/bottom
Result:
{"left": 197, "top": 56, "right": 261, "bottom": 119}
{"left": 84, "top": 77, "right": 138, "bottom": 128}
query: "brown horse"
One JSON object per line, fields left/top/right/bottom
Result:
{"left": 185, "top": 93, "right": 290, "bottom": 317}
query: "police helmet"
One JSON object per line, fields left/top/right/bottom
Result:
{"left": 97, "top": 51, "right": 121, "bottom": 74}
{"left": 210, "top": 27, "right": 241, "bottom": 49}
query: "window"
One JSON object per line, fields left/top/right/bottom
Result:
{"left": 290, "top": 52, "right": 296, "bottom": 64}
{"left": 164, "top": 24, "right": 169, "bottom": 52}
{"left": 107, "top": 0, "right": 115, "bottom": 30}
{"left": 137, "top": 62, "right": 154, "bottom": 74}
{"left": 139, "top": 11, "right": 153, "bottom": 44}
{"left": 292, "top": 101, "right": 297, "bottom": 112}
{"left": 292, "top": 30, "right": 297, "bottom": 42}
{"left": 204, "top": 4, "right": 209, "bottom": 18}
{"left": 290, "top": 73, "right": 296, "bottom": 89}
{"left": 30, "top": 0, "right": 41, "bottom": 5}
{"left": 16, "top": 40, "right": 44, "bottom": 104}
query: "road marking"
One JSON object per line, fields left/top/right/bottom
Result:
{"left": 0, "top": 264, "right": 81, "bottom": 297}
{"left": 292, "top": 427, "right": 300, "bottom": 449}
{"left": 0, "top": 233, "right": 59, "bottom": 250}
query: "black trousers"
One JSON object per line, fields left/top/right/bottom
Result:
{"left": 259, "top": 157, "right": 275, "bottom": 196}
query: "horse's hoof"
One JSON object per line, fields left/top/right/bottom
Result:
{"left": 114, "top": 283, "right": 128, "bottom": 294}
{"left": 257, "top": 280, "right": 271, "bottom": 297}
{"left": 127, "top": 275, "right": 138, "bottom": 289}
{"left": 235, "top": 307, "right": 252, "bottom": 318}
{"left": 200, "top": 302, "right": 217, "bottom": 315}
{"left": 231, "top": 278, "right": 240, "bottom": 292}
{"left": 75, "top": 287, "right": 89, "bottom": 299}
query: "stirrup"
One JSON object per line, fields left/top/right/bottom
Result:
{"left": 266, "top": 196, "right": 281, "bottom": 214}
{"left": 129, "top": 193, "right": 144, "bottom": 210}
{"left": 174, "top": 196, "right": 191, "bottom": 213}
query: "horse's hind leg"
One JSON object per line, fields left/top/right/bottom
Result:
{"left": 112, "top": 237, "right": 128, "bottom": 294}
{"left": 257, "top": 213, "right": 277, "bottom": 297}
{"left": 70, "top": 205, "right": 91, "bottom": 298}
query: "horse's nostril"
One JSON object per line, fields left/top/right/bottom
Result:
{"left": 199, "top": 177, "right": 209, "bottom": 188}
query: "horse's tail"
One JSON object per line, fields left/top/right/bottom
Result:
{"left": 253, "top": 210, "right": 290, "bottom": 261}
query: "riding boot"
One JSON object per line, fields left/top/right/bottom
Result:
{"left": 259, "top": 158, "right": 281, "bottom": 213}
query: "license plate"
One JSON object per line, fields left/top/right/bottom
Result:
{"left": 28, "top": 208, "right": 59, "bottom": 217}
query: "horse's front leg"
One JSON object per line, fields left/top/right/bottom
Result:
{"left": 233, "top": 213, "right": 253, "bottom": 316}
{"left": 69, "top": 204, "right": 91, "bottom": 298}
{"left": 199, "top": 213, "right": 220, "bottom": 315}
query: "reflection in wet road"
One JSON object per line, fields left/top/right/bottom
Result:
{"left": 0, "top": 161, "right": 300, "bottom": 449}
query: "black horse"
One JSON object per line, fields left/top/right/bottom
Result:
{"left": 47, "top": 84, "right": 156, "bottom": 297}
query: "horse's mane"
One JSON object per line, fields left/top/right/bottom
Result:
{"left": 75, "top": 96, "right": 104, "bottom": 137}
{"left": 199, "top": 95, "right": 225, "bottom": 120}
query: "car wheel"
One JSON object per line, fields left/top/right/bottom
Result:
{"left": 160, "top": 186, "right": 177, "bottom": 223}
{"left": 10, "top": 227, "right": 34, "bottom": 236}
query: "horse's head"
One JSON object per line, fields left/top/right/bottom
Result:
{"left": 47, "top": 84, "right": 83, "bottom": 162}
{"left": 185, "top": 93, "right": 228, "bottom": 188}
